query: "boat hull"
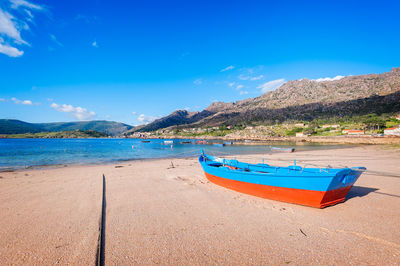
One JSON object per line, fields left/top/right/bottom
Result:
{"left": 199, "top": 152, "right": 365, "bottom": 208}
{"left": 204, "top": 171, "right": 352, "bottom": 208}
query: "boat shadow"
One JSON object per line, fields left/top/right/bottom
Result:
{"left": 347, "top": 186, "right": 400, "bottom": 199}
{"left": 346, "top": 186, "right": 379, "bottom": 200}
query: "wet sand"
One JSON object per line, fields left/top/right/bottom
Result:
{"left": 0, "top": 145, "right": 399, "bottom": 264}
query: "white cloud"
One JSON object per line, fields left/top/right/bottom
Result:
{"left": 138, "top": 114, "right": 159, "bottom": 125}
{"left": 0, "top": 0, "right": 45, "bottom": 57}
{"left": 250, "top": 75, "right": 264, "bottom": 81}
{"left": 51, "top": 102, "right": 96, "bottom": 120}
{"left": 50, "top": 34, "right": 63, "bottom": 47}
{"left": 0, "top": 9, "right": 25, "bottom": 44}
{"left": 239, "top": 90, "right": 248, "bottom": 95}
{"left": 10, "top": 0, "right": 43, "bottom": 10}
{"left": 132, "top": 111, "right": 137, "bottom": 115}
{"left": 236, "top": 84, "right": 244, "bottom": 90}
{"left": 0, "top": 42, "right": 23, "bottom": 57}
{"left": 0, "top": 98, "right": 7, "bottom": 102}
{"left": 92, "top": 40, "right": 98, "bottom": 48}
{"left": 24, "top": 9, "right": 33, "bottom": 20}
{"left": 228, "top": 82, "right": 235, "bottom": 87}
{"left": 193, "top": 78, "right": 202, "bottom": 85}
{"left": 11, "top": 97, "right": 33, "bottom": 105}
{"left": 314, "top": 75, "right": 345, "bottom": 82}
{"left": 257, "top": 78, "right": 286, "bottom": 93}
{"left": 238, "top": 74, "right": 264, "bottom": 81}
{"left": 238, "top": 74, "right": 249, "bottom": 80}
{"left": 221, "top": 65, "right": 235, "bottom": 72}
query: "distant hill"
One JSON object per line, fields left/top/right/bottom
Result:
{"left": 1, "top": 130, "right": 109, "bottom": 138}
{"left": 0, "top": 120, "right": 133, "bottom": 136}
{"left": 0, "top": 119, "right": 43, "bottom": 134}
{"left": 132, "top": 67, "right": 400, "bottom": 132}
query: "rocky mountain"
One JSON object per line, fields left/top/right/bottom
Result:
{"left": 130, "top": 109, "right": 215, "bottom": 133}
{"left": 239, "top": 67, "right": 400, "bottom": 111}
{"left": 134, "top": 67, "right": 400, "bottom": 132}
{"left": 0, "top": 120, "right": 133, "bottom": 136}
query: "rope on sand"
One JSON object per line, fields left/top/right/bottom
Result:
{"left": 96, "top": 174, "right": 106, "bottom": 266}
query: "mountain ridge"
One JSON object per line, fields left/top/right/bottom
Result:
{"left": 0, "top": 119, "right": 133, "bottom": 136}
{"left": 133, "top": 67, "right": 400, "bottom": 132}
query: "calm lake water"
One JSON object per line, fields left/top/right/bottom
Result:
{"left": 0, "top": 138, "right": 350, "bottom": 170}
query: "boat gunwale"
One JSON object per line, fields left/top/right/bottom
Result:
{"left": 199, "top": 154, "right": 356, "bottom": 178}
{"left": 201, "top": 161, "right": 339, "bottom": 179}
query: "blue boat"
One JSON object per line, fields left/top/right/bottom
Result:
{"left": 213, "top": 143, "right": 225, "bottom": 147}
{"left": 199, "top": 151, "right": 366, "bottom": 208}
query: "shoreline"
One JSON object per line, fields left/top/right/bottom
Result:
{"left": 0, "top": 143, "right": 360, "bottom": 172}
{"left": 132, "top": 135, "right": 400, "bottom": 145}
{"left": 2, "top": 135, "right": 400, "bottom": 145}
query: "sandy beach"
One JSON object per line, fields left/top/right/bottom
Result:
{"left": 0, "top": 145, "right": 399, "bottom": 265}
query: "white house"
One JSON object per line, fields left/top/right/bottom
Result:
{"left": 322, "top": 124, "right": 340, "bottom": 129}
{"left": 384, "top": 126, "right": 400, "bottom": 136}
{"left": 295, "top": 123, "right": 306, "bottom": 127}
{"left": 347, "top": 130, "right": 365, "bottom": 135}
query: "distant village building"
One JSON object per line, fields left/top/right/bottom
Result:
{"left": 295, "top": 123, "right": 306, "bottom": 127}
{"left": 322, "top": 124, "right": 340, "bottom": 129}
{"left": 296, "top": 132, "right": 305, "bottom": 137}
{"left": 347, "top": 130, "right": 365, "bottom": 135}
{"left": 130, "top": 132, "right": 152, "bottom": 138}
{"left": 255, "top": 125, "right": 268, "bottom": 131}
{"left": 384, "top": 126, "right": 400, "bottom": 136}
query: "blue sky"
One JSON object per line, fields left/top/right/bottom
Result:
{"left": 1, "top": 0, "right": 399, "bottom": 125}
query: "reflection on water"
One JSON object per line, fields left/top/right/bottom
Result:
{"left": 0, "top": 138, "right": 352, "bottom": 170}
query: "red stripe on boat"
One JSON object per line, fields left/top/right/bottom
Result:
{"left": 204, "top": 172, "right": 352, "bottom": 208}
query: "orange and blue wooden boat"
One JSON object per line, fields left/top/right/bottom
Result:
{"left": 199, "top": 151, "right": 366, "bottom": 208}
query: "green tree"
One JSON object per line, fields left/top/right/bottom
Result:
{"left": 362, "top": 114, "right": 385, "bottom": 131}
{"left": 219, "top": 125, "right": 227, "bottom": 130}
